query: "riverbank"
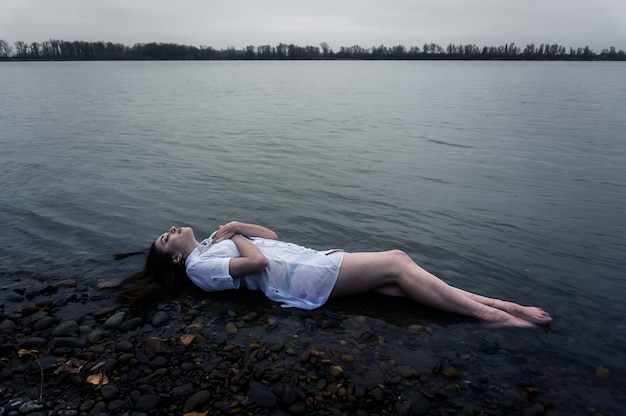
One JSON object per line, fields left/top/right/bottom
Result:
{"left": 0, "top": 273, "right": 622, "bottom": 415}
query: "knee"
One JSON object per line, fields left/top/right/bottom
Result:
{"left": 386, "top": 249, "right": 414, "bottom": 270}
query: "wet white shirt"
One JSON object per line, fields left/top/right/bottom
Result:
{"left": 185, "top": 236, "right": 343, "bottom": 310}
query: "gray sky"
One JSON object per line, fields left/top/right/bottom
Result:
{"left": 1, "top": 0, "right": 625, "bottom": 51}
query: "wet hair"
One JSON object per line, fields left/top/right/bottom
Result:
{"left": 117, "top": 242, "right": 189, "bottom": 304}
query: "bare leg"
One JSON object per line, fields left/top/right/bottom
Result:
{"left": 331, "top": 251, "right": 543, "bottom": 328}
{"left": 454, "top": 288, "right": 552, "bottom": 325}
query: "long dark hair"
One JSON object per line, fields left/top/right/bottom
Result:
{"left": 117, "top": 242, "right": 189, "bottom": 304}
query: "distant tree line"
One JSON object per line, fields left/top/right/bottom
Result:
{"left": 0, "top": 39, "right": 624, "bottom": 61}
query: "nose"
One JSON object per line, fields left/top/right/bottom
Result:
{"left": 170, "top": 226, "right": 176, "bottom": 233}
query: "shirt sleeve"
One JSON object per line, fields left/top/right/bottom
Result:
{"left": 185, "top": 241, "right": 241, "bottom": 292}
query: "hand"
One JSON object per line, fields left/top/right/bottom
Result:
{"left": 211, "top": 221, "right": 242, "bottom": 243}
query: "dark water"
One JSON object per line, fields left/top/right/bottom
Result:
{"left": 1, "top": 61, "right": 625, "bottom": 407}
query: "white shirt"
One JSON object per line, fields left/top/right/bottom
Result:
{"left": 185, "top": 236, "right": 344, "bottom": 310}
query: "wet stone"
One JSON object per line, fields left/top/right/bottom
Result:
{"left": 151, "top": 311, "right": 170, "bottom": 326}
{"left": 33, "top": 315, "right": 56, "bottom": 331}
{"left": 0, "top": 320, "right": 16, "bottom": 331}
{"left": 172, "top": 383, "right": 194, "bottom": 397}
{"left": 103, "top": 311, "right": 126, "bottom": 329}
{"left": 248, "top": 381, "right": 277, "bottom": 408}
{"left": 135, "top": 393, "right": 162, "bottom": 412}
{"left": 118, "top": 317, "right": 143, "bottom": 332}
{"left": 52, "top": 320, "right": 79, "bottom": 337}
{"left": 115, "top": 340, "right": 134, "bottom": 352}
{"left": 19, "top": 337, "right": 47, "bottom": 348}
{"left": 143, "top": 338, "right": 170, "bottom": 356}
{"left": 149, "top": 356, "right": 168, "bottom": 369}
{"left": 225, "top": 322, "right": 238, "bottom": 334}
{"left": 183, "top": 390, "right": 211, "bottom": 413}
{"left": 411, "top": 397, "right": 430, "bottom": 415}
{"left": 50, "top": 337, "right": 86, "bottom": 348}
{"left": 100, "top": 384, "right": 120, "bottom": 401}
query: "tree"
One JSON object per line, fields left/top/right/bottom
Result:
{"left": 14, "top": 41, "right": 28, "bottom": 58}
{"left": 0, "top": 39, "right": 12, "bottom": 58}
{"left": 320, "top": 42, "right": 330, "bottom": 58}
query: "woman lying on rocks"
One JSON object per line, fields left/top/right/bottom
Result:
{"left": 118, "top": 221, "right": 553, "bottom": 328}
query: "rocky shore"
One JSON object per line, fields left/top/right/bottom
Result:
{"left": 0, "top": 275, "right": 621, "bottom": 415}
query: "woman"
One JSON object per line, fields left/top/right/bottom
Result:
{"left": 118, "top": 221, "right": 553, "bottom": 328}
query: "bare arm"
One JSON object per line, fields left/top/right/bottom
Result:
{"left": 212, "top": 221, "right": 278, "bottom": 243}
{"left": 228, "top": 234, "right": 269, "bottom": 278}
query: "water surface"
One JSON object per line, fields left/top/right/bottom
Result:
{"left": 1, "top": 60, "right": 625, "bottom": 409}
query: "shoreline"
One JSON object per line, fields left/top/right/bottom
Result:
{"left": 0, "top": 277, "right": 622, "bottom": 415}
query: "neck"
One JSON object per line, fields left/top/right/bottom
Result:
{"left": 181, "top": 239, "right": 202, "bottom": 262}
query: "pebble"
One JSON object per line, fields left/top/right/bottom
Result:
{"left": 103, "top": 312, "right": 126, "bottom": 329}
{"left": 0, "top": 283, "right": 620, "bottom": 415}
{"left": 225, "top": 322, "right": 238, "bottom": 334}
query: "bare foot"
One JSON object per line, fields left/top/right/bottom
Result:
{"left": 479, "top": 309, "right": 538, "bottom": 329}
{"left": 498, "top": 303, "right": 553, "bottom": 326}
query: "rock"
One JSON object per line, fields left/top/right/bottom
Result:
{"left": 225, "top": 322, "right": 238, "bottom": 334}
{"left": 149, "top": 356, "right": 168, "bottom": 369}
{"left": 340, "top": 354, "right": 355, "bottom": 363}
{"left": 134, "top": 393, "right": 162, "bottom": 412}
{"left": 100, "top": 384, "right": 120, "bottom": 401}
{"left": 19, "top": 400, "right": 44, "bottom": 413}
{"left": 103, "top": 312, "right": 126, "bottom": 329}
{"left": 442, "top": 366, "right": 461, "bottom": 380}
{"left": 309, "top": 344, "right": 327, "bottom": 358}
{"left": 142, "top": 338, "right": 170, "bottom": 356}
{"left": 115, "top": 340, "right": 134, "bottom": 352}
{"left": 411, "top": 397, "right": 430, "bottom": 415}
{"left": 329, "top": 365, "right": 344, "bottom": 379}
{"left": 183, "top": 390, "right": 211, "bottom": 413}
{"left": 52, "top": 320, "right": 79, "bottom": 336}
{"left": 523, "top": 403, "right": 546, "bottom": 416}
{"left": 368, "top": 387, "right": 385, "bottom": 401}
{"left": 172, "top": 383, "right": 194, "bottom": 397}
{"left": 86, "top": 330, "right": 104, "bottom": 344}
{"left": 50, "top": 337, "right": 86, "bottom": 348}
{"left": 19, "top": 337, "right": 47, "bottom": 348}
{"left": 118, "top": 317, "right": 143, "bottom": 332}
{"left": 0, "top": 319, "right": 16, "bottom": 331}
{"left": 151, "top": 311, "right": 170, "bottom": 326}
{"left": 596, "top": 366, "right": 611, "bottom": 381}
{"left": 33, "top": 316, "right": 56, "bottom": 331}
{"left": 248, "top": 381, "right": 277, "bottom": 408}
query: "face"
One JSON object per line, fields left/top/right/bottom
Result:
{"left": 154, "top": 226, "right": 194, "bottom": 260}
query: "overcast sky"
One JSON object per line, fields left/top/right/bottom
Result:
{"left": 2, "top": 0, "right": 625, "bottom": 51}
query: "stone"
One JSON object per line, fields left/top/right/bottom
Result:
{"left": 143, "top": 338, "right": 170, "bottom": 356}
{"left": 151, "top": 311, "right": 170, "bottom": 326}
{"left": 248, "top": 381, "right": 277, "bottom": 408}
{"left": 411, "top": 397, "right": 430, "bottom": 415}
{"left": 115, "top": 340, "right": 134, "bottom": 352}
{"left": 596, "top": 366, "right": 611, "bottom": 381}
{"left": 33, "top": 316, "right": 56, "bottom": 331}
{"left": 118, "top": 317, "right": 143, "bottom": 332}
{"left": 103, "top": 312, "right": 126, "bottom": 329}
{"left": 50, "top": 337, "right": 87, "bottom": 348}
{"left": 225, "top": 322, "right": 238, "bottom": 334}
{"left": 172, "top": 383, "right": 194, "bottom": 397}
{"left": 52, "top": 320, "right": 79, "bottom": 336}
{"left": 183, "top": 390, "right": 211, "bottom": 413}
{"left": 134, "top": 394, "right": 162, "bottom": 412}
{"left": 329, "top": 365, "right": 344, "bottom": 379}
{"left": 442, "top": 366, "right": 461, "bottom": 380}
{"left": 100, "top": 384, "right": 120, "bottom": 401}
{"left": 86, "top": 330, "right": 104, "bottom": 344}
{"left": 309, "top": 344, "right": 327, "bottom": 358}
